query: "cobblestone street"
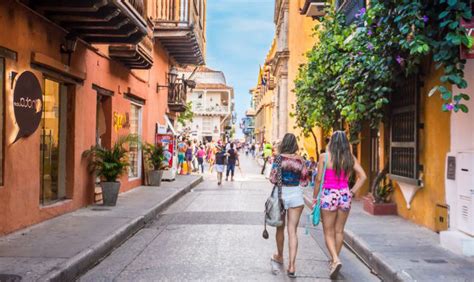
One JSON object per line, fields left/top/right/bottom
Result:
{"left": 80, "top": 156, "right": 379, "bottom": 281}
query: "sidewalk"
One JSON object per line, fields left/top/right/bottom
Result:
{"left": 303, "top": 189, "right": 474, "bottom": 281}
{"left": 0, "top": 175, "right": 202, "bottom": 282}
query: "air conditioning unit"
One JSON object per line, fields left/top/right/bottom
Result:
{"left": 306, "top": 2, "right": 326, "bottom": 18}
{"left": 457, "top": 151, "right": 474, "bottom": 236}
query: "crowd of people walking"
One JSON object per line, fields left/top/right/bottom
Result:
{"left": 175, "top": 137, "right": 242, "bottom": 185}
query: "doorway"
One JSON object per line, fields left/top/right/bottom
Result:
{"left": 40, "top": 79, "right": 68, "bottom": 205}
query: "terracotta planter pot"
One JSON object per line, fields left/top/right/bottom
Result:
{"left": 148, "top": 170, "right": 164, "bottom": 186}
{"left": 101, "top": 181, "right": 121, "bottom": 206}
{"left": 363, "top": 196, "right": 397, "bottom": 215}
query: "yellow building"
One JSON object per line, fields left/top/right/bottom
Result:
{"left": 273, "top": 0, "right": 456, "bottom": 233}
{"left": 250, "top": 40, "right": 276, "bottom": 144}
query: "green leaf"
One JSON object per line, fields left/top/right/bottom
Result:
{"left": 447, "top": 0, "right": 457, "bottom": 6}
{"left": 442, "top": 91, "right": 452, "bottom": 100}
{"left": 459, "top": 104, "right": 469, "bottom": 113}
{"left": 439, "top": 11, "right": 450, "bottom": 20}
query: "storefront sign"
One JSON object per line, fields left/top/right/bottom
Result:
{"left": 12, "top": 71, "right": 42, "bottom": 143}
{"left": 113, "top": 112, "right": 130, "bottom": 133}
{"left": 461, "top": 20, "right": 474, "bottom": 59}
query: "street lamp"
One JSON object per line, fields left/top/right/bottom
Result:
{"left": 156, "top": 66, "right": 179, "bottom": 93}
{"left": 60, "top": 34, "right": 78, "bottom": 66}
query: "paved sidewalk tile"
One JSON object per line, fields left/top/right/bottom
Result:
{"left": 0, "top": 175, "right": 202, "bottom": 281}
{"left": 303, "top": 187, "right": 474, "bottom": 281}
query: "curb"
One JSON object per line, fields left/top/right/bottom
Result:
{"left": 302, "top": 194, "right": 404, "bottom": 282}
{"left": 40, "top": 176, "right": 203, "bottom": 282}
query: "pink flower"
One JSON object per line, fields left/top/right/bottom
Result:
{"left": 445, "top": 103, "right": 455, "bottom": 111}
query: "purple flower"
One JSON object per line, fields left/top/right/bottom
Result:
{"left": 367, "top": 43, "right": 374, "bottom": 50}
{"left": 396, "top": 55, "right": 404, "bottom": 65}
{"left": 422, "top": 15, "right": 429, "bottom": 23}
{"left": 368, "top": 29, "right": 373, "bottom": 36}
{"left": 355, "top": 7, "right": 366, "bottom": 18}
{"left": 445, "top": 103, "right": 454, "bottom": 111}
{"left": 358, "top": 51, "right": 363, "bottom": 56}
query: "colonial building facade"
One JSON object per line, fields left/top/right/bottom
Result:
{"left": 0, "top": 0, "right": 206, "bottom": 235}
{"left": 178, "top": 67, "right": 234, "bottom": 142}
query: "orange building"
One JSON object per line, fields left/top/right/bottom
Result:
{"left": 0, "top": 0, "right": 206, "bottom": 235}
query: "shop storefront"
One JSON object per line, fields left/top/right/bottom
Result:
{"left": 0, "top": 0, "right": 184, "bottom": 235}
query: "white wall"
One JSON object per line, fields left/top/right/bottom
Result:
{"left": 451, "top": 60, "right": 474, "bottom": 152}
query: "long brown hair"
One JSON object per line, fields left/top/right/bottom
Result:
{"left": 279, "top": 133, "right": 299, "bottom": 154}
{"left": 328, "top": 131, "right": 354, "bottom": 177}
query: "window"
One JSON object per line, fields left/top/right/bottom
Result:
{"left": 40, "top": 79, "right": 68, "bottom": 204}
{"left": 129, "top": 104, "right": 142, "bottom": 179}
{"left": 337, "top": 0, "right": 365, "bottom": 25}
{"left": 389, "top": 76, "right": 420, "bottom": 185}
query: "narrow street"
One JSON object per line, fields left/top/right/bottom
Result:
{"left": 80, "top": 155, "right": 379, "bottom": 281}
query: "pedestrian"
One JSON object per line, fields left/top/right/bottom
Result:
{"left": 251, "top": 143, "right": 256, "bottom": 158}
{"left": 192, "top": 139, "right": 199, "bottom": 172}
{"left": 177, "top": 138, "right": 187, "bottom": 174}
{"left": 269, "top": 133, "right": 308, "bottom": 278}
{"left": 214, "top": 145, "right": 226, "bottom": 185}
{"left": 261, "top": 141, "right": 273, "bottom": 175}
{"left": 308, "top": 156, "right": 317, "bottom": 186}
{"left": 313, "top": 131, "right": 366, "bottom": 279}
{"left": 185, "top": 140, "right": 193, "bottom": 175}
{"left": 196, "top": 145, "right": 206, "bottom": 174}
{"left": 226, "top": 143, "right": 238, "bottom": 181}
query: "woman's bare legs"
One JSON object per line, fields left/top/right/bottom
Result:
{"left": 274, "top": 218, "right": 285, "bottom": 263}
{"left": 287, "top": 206, "right": 304, "bottom": 273}
{"left": 335, "top": 210, "right": 350, "bottom": 257}
{"left": 321, "top": 210, "right": 338, "bottom": 263}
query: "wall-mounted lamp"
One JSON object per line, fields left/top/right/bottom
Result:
{"left": 60, "top": 34, "right": 78, "bottom": 66}
{"left": 156, "top": 66, "right": 179, "bottom": 93}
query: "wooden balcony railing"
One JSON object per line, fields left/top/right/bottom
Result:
{"left": 153, "top": 0, "right": 206, "bottom": 65}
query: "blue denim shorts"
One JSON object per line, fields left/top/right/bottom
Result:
{"left": 273, "top": 186, "right": 304, "bottom": 209}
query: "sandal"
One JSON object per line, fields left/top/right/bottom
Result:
{"left": 287, "top": 270, "right": 296, "bottom": 278}
{"left": 329, "top": 261, "right": 342, "bottom": 279}
{"left": 270, "top": 254, "right": 283, "bottom": 265}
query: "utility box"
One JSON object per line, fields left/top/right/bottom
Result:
{"left": 457, "top": 151, "right": 474, "bottom": 236}
{"left": 435, "top": 204, "right": 449, "bottom": 232}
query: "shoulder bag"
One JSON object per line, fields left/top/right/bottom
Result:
{"left": 312, "top": 154, "right": 328, "bottom": 226}
{"left": 262, "top": 155, "right": 285, "bottom": 239}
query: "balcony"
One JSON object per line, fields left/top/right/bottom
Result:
{"left": 168, "top": 78, "right": 188, "bottom": 112}
{"left": 192, "top": 103, "right": 230, "bottom": 116}
{"left": 300, "top": 0, "right": 327, "bottom": 19}
{"left": 21, "top": 0, "right": 147, "bottom": 44}
{"left": 153, "top": 0, "right": 205, "bottom": 65}
{"left": 109, "top": 35, "right": 153, "bottom": 69}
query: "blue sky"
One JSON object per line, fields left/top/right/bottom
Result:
{"left": 206, "top": 0, "right": 275, "bottom": 138}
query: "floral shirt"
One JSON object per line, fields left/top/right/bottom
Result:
{"left": 269, "top": 155, "right": 309, "bottom": 187}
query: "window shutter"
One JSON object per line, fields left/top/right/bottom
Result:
{"left": 389, "top": 75, "right": 421, "bottom": 186}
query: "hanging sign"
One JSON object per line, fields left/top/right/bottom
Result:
{"left": 12, "top": 71, "right": 43, "bottom": 143}
{"left": 461, "top": 19, "right": 474, "bottom": 59}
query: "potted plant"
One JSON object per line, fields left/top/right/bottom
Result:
{"left": 363, "top": 166, "right": 397, "bottom": 215}
{"left": 83, "top": 135, "right": 135, "bottom": 206}
{"left": 143, "top": 142, "right": 169, "bottom": 186}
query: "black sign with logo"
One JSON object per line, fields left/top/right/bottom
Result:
{"left": 13, "top": 71, "right": 43, "bottom": 143}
